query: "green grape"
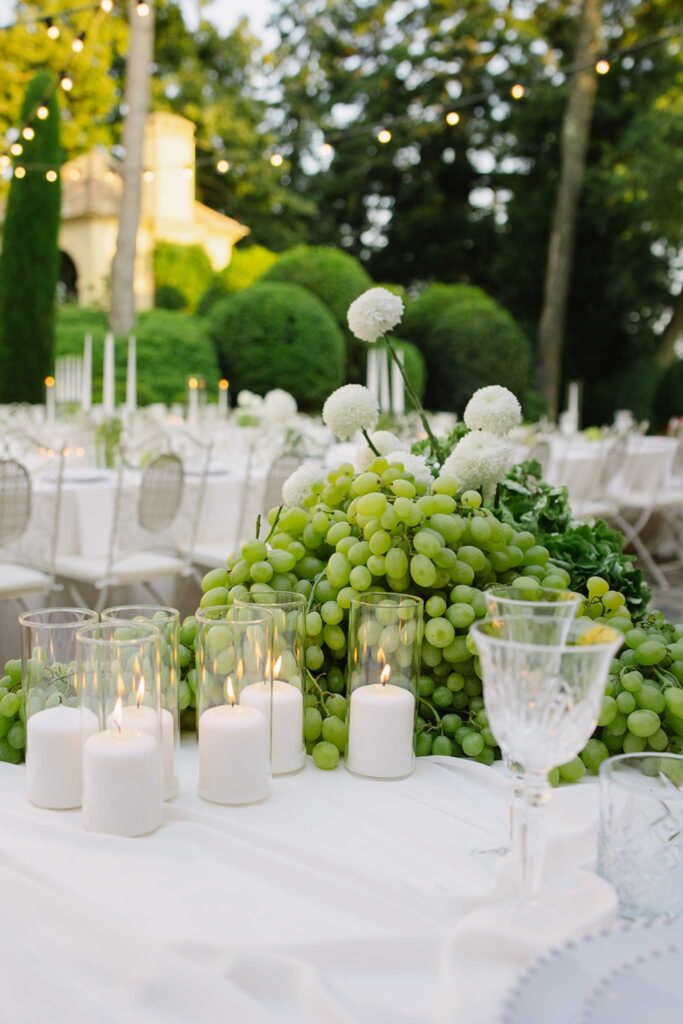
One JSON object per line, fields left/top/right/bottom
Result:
{"left": 312, "top": 511, "right": 331, "bottom": 535}
{"left": 461, "top": 490, "right": 482, "bottom": 508}
{"left": 636, "top": 685, "right": 666, "bottom": 714}
{"left": 462, "top": 732, "right": 485, "bottom": 757}
{"left": 446, "top": 604, "right": 475, "bottom": 630}
{"left": 432, "top": 686, "right": 453, "bottom": 709}
{"left": 367, "top": 555, "right": 385, "bottom": 576}
{"left": 470, "top": 517, "right": 492, "bottom": 545}
{"left": 323, "top": 624, "right": 346, "bottom": 651}
{"left": 306, "top": 611, "right": 323, "bottom": 637}
{"left": 241, "top": 539, "right": 268, "bottom": 564}
{"left": 425, "top": 618, "right": 456, "bottom": 649}
{"left": 433, "top": 475, "right": 458, "bottom": 496}
{"left": 457, "top": 546, "right": 487, "bottom": 573}
{"left": 302, "top": 523, "right": 323, "bottom": 549}
{"left": 415, "top": 732, "right": 434, "bottom": 756}
{"left": 348, "top": 541, "right": 371, "bottom": 566}
{"left": 326, "top": 521, "right": 352, "bottom": 546}
{"left": 321, "top": 601, "right": 343, "bottom": 626}
{"left": 268, "top": 549, "right": 297, "bottom": 574}
{"left": 336, "top": 586, "right": 356, "bottom": 610}
{"left": 327, "top": 553, "right": 352, "bottom": 588}
{"left": 304, "top": 707, "right": 323, "bottom": 742}
{"left": 587, "top": 576, "right": 609, "bottom": 598}
{"left": 621, "top": 670, "right": 643, "bottom": 693}
{"left": 633, "top": 641, "right": 667, "bottom": 666}
{"left": 349, "top": 566, "right": 372, "bottom": 591}
{"left": 326, "top": 667, "right": 346, "bottom": 694}
{"left": 616, "top": 691, "right": 636, "bottom": 715}
{"left": 201, "top": 567, "right": 229, "bottom": 593}
{"left": 442, "top": 713, "right": 461, "bottom": 736}
{"left": 410, "top": 554, "right": 437, "bottom": 588}
{"left": 229, "top": 560, "right": 250, "bottom": 585}
{"left": 625, "top": 628, "right": 648, "bottom": 649}
{"left": 598, "top": 695, "right": 618, "bottom": 727}
{"left": 369, "top": 530, "right": 392, "bottom": 556}
{"left": 356, "top": 492, "right": 388, "bottom": 518}
{"left": 4, "top": 661, "right": 22, "bottom": 686}
{"left": 249, "top": 561, "right": 274, "bottom": 583}
{"left": 326, "top": 694, "right": 347, "bottom": 720}
{"left": 385, "top": 547, "right": 409, "bottom": 579}
{"left": 648, "top": 728, "right": 669, "bottom": 751}
{"left": 321, "top": 715, "right": 347, "bottom": 752}
{"left": 351, "top": 472, "right": 381, "bottom": 496}
{"left": 288, "top": 541, "right": 306, "bottom": 561}
{"left": 622, "top": 733, "right": 648, "bottom": 753}
{"left": 413, "top": 530, "right": 444, "bottom": 559}
{"left": 627, "top": 709, "right": 661, "bottom": 738}
{"left": 380, "top": 506, "right": 398, "bottom": 530}
{"left": 450, "top": 561, "right": 475, "bottom": 585}
{"left": 426, "top": 595, "right": 447, "bottom": 618}
{"left": 312, "top": 741, "right": 340, "bottom": 770}
{"left": 306, "top": 646, "right": 324, "bottom": 671}
{"left": 432, "top": 735, "right": 454, "bottom": 756}
{"left": 581, "top": 738, "right": 610, "bottom": 774}
{"left": 664, "top": 687, "right": 683, "bottom": 718}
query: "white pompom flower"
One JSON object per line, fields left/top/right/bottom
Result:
{"left": 322, "top": 384, "right": 379, "bottom": 440}
{"left": 347, "top": 287, "right": 405, "bottom": 343}
{"left": 236, "top": 389, "right": 263, "bottom": 409}
{"left": 282, "top": 463, "right": 323, "bottom": 507}
{"left": 385, "top": 450, "right": 433, "bottom": 489}
{"left": 463, "top": 386, "right": 522, "bottom": 436}
{"left": 354, "top": 430, "right": 407, "bottom": 472}
{"left": 442, "top": 430, "right": 512, "bottom": 492}
{"left": 264, "top": 388, "right": 298, "bottom": 420}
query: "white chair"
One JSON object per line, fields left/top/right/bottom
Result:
{"left": 56, "top": 433, "right": 201, "bottom": 611}
{"left": 0, "top": 441, "right": 63, "bottom": 608}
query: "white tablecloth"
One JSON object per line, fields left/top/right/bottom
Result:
{"left": 0, "top": 741, "right": 616, "bottom": 1024}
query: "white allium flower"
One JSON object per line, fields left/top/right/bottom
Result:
{"left": 354, "top": 430, "right": 407, "bottom": 472}
{"left": 347, "top": 287, "right": 404, "bottom": 343}
{"left": 322, "top": 384, "right": 379, "bottom": 440}
{"left": 264, "top": 388, "right": 298, "bottom": 420}
{"left": 237, "top": 389, "right": 263, "bottom": 409}
{"left": 282, "top": 463, "right": 323, "bottom": 507}
{"left": 442, "top": 430, "right": 512, "bottom": 491}
{"left": 463, "top": 386, "right": 522, "bottom": 436}
{"left": 385, "top": 450, "right": 433, "bottom": 488}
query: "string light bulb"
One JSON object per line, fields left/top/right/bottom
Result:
{"left": 0, "top": 155, "right": 9, "bottom": 168}
{"left": 377, "top": 128, "right": 392, "bottom": 144}
{"left": 445, "top": 111, "right": 460, "bottom": 126}
{"left": 21, "top": 127, "right": 35, "bottom": 141}
{"left": 216, "top": 159, "right": 230, "bottom": 173}
{"left": 45, "top": 18, "right": 60, "bottom": 40}
{"left": 45, "top": 170, "right": 58, "bottom": 182}
{"left": 320, "top": 142, "right": 333, "bottom": 156}
{"left": 183, "top": 167, "right": 193, "bottom": 179}
{"left": 136, "top": 1, "right": 151, "bottom": 16}
{"left": 511, "top": 83, "right": 526, "bottom": 100}
{"left": 60, "top": 72, "right": 74, "bottom": 92}
{"left": 100, "top": 0, "right": 113, "bottom": 10}
{"left": 10, "top": 142, "right": 23, "bottom": 157}
{"left": 14, "top": 166, "right": 26, "bottom": 179}
{"left": 596, "top": 59, "right": 611, "bottom": 75}
{"left": 142, "top": 169, "right": 154, "bottom": 182}
{"left": 72, "top": 32, "right": 86, "bottom": 53}
{"left": 270, "top": 153, "right": 283, "bottom": 167}
{"left": 37, "top": 105, "right": 49, "bottom": 120}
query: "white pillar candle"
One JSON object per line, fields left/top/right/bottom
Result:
{"left": 218, "top": 379, "right": 229, "bottom": 417}
{"left": 45, "top": 377, "right": 56, "bottom": 423}
{"left": 26, "top": 705, "right": 98, "bottom": 810}
{"left": 240, "top": 679, "right": 305, "bottom": 775}
{"left": 347, "top": 679, "right": 415, "bottom": 780}
{"left": 126, "top": 335, "right": 137, "bottom": 414}
{"left": 187, "top": 379, "right": 199, "bottom": 422}
{"left": 82, "top": 334, "right": 93, "bottom": 412}
{"left": 366, "top": 347, "right": 379, "bottom": 400}
{"left": 82, "top": 728, "right": 163, "bottom": 837}
{"left": 391, "top": 347, "right": 405, "bottom": 416}
{"left": 102, "top": 332, "right": 116, "bottom": 416}
{"left": 106, "top": 704, "right": 177, "bottom": 801}
{"left": 378, "top": 348, "right": 391, "bottom": 413}
{"left": 198, "top": 704, "right": 270, "bottom": 805}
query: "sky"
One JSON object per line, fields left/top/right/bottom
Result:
{"left": 180, "top": 0, "right": 274, "bottom": 36}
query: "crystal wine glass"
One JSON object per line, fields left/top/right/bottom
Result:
{"left": 484, "top": 584, "right": 583, "bottom": 848}
{"left": 470, "top": 616, "right": 621, "bottom": 903}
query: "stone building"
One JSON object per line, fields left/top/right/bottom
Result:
{"left": 58, "top": 111, "right": 249, "bottom": 307}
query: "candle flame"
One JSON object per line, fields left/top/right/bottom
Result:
{"left": 236, "top": 658, "right": 244, "bottom": 682}
{"left": 135, "top": 675, "right": 145, "bottom": 708}
{"left": 226, "top": 676, "right": 236, "bottom": 705}
{"left": 116, "top": 673, "right": 126, "bottom": 697}
{"left": 380, "top": 664, "right": 391, "bottom": 686}
{"left": 377, "top": 646, "right": 385, "bottom": 664}
{"left": 273, "top": 655, "right": 282, "bottom": 678}
{"left": 113, "top": 696, "right": 123, "bottom": 731}
{"left": 218, "top": 378, "right": 229, "bottom": 390}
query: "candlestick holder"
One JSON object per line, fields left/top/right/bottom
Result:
{"left": 346, "top": 593, "right": 423, "bottom": 780}
{"left": 19, "top": 607, "right": 99, "bottom": 809}
{"left": 236, "top": 591, "right": 306, "bottom": 775}
{"left": 76, "top": 622, "right": 163, "bottom": 837}
{"left": 101, "top": 605, "right": 180, "bottom": 800}
{"left": 195, "top": 606, "right": 273, "bottom": 805}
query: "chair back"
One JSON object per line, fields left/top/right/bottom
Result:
{"left": 263, "top": 453, "right": 302, "bottom": 513}
{"left": 137, "top": 454, "right": 184, "bottom": 533}
{"left": 0, "top": 459, "right": 31, "bottom": 547}
{"left": 0, "top": 438, "right": 63, "bottom": 578}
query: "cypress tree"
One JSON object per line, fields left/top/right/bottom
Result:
{"left": 0, "top": 71, "right": 61, "bottom": 402}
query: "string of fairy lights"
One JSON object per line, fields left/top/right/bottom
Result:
{"left": 0, "top": 1, "right": 680, "bottom": 184}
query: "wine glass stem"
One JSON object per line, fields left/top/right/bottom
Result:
{"left": 518, "top": 772, "right": 550, "bottom": 904}
{"left": 509, "top": 765, "right": 524, "bottom": 845}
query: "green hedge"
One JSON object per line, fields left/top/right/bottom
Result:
{"left": 55, "top": 307, "right": 220, "bottom": 405}
{"left": 426, "top": 300, "right": 532, "bottom": 413}
{"left": 207, "top": 283, "right": 345, "bottom": 410}
{"left": 153, "top": 242, "right": 214, "bottom": 312}
{"left": 261, "top": 245, "right": 374, "bottom": 381}
{"left": 393, "top": 338, "right": 426, "bottom": 410}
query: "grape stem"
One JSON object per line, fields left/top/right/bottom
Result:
{"left": 361, "top": 428, "right": 381, "bottom": 457}
{"left": 418, "top": 696, "right": 442, "bottom": 725}
{"left": 383, "top": 334, "right": 444, "bottom": 468}
{"left": 263, "top": 506, "right": 283, "bottom": 544}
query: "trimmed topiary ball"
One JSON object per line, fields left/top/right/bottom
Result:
{"left": 426, "top": 301, "right": 531, "bottom": 414}
{"left": 401, "top": 284, "right": 495, "bottom": 357}
{"left": 207, "top": 282, "right": 345, "bottom": 410}
{"left": 261, "top": 245, "right": 374, "bottom": 381}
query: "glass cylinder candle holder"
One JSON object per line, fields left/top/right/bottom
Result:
{"left": 236, "top": 591, "right": 306, "bottom": 775}
{"left": 77, "top": 622, "right": 163, "bottom": 837}
{"left": 346, "top": 593, "right": 423, "bottom": 780}
{"left": 101, "top": 605, "right": 180, "bottom": 800}
{"left": 19, "top": 607, "right": 99, "bottom": 809}
{"left": 195, "top": 606, "right": 273, "bottom": 805}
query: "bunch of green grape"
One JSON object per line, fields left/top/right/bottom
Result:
{"left": 186, "top": 457, "right": 575, "bottom": 769}
{"left": 574, "top": 577, "right": 683, "bottom": 775}
{"left": 0, "top": 659, "right": 26, "bottom": 764}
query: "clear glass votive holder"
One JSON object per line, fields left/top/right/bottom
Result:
{"left": 236, "top": 591, "right": 306, "bottom": 775}
{"left": 346, "top": 593, "right": 423, "bottom": 780}
{"left": 101, "top": 605, "right": 180, "bottom": 800}
{"left": 195, "top": 606, "right": 273, "bottom": 805}
{"left": 77, "top": 622, "right": 163, "bottom": 837}
{"left": 598, "top": 753, "right": 683, "bottom": 920}
{"left": 19, "top": 607, "right": 99, "bottom": 809}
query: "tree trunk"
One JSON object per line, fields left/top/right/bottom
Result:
{"left": 109, "top": 1, "right": 155, "bottom": 335}
{"left": 537, "top": 0, "right": 602, "bottom": 418}
{"left": 656, "top": 289, "right": 683, "bottom": 369}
